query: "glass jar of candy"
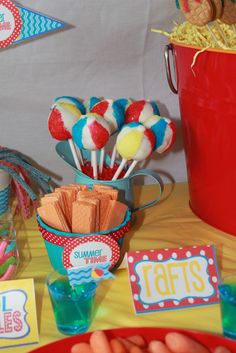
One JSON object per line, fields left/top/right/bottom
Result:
{"left": 0, "top": 219, "right": 19, "bottom": 280}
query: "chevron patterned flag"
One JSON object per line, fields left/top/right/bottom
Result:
{"left": 14, "top": 5, "right": 65, "bottom": 44}
{"left": 67, "top": 262, "right": 115, "bottom": 287}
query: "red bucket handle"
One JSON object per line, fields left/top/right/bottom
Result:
{"left": 164, "top": 44, "right": 178, "bottom": 94}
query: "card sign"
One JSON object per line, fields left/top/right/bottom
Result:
{"left": 0, "top": 278, "right": 38, "bottom": 349}
{"left": 0, "top": 0, "right": 22, "bottom": 48}
{"left": 127, "top": 245, "right": 220, "bottom": 314}
{"left": 63, "top": 235, "right": 120, "bottom": 269}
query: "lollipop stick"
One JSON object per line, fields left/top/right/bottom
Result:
{"left": 68, "top": 139, "right": 82, "bottom": 171}
{"left": 206, "top": 25, "right": 220, "bottom": 48}
{"left": 123, "top": 160, "right": 138, "bottom": 179}
{"left": 99, "top": 148, "right": 105, "bottom": 174}
{"left": 233, "top": 25, "right": 236, "bottom": 37}
{"left": 91, "top": 151, "right": 98, "bottom": 180}
{"left": 110, "top": 145, "right": 117, "bottom": 168}
{"left": 112, "top": 158, "right": 127, "bottom": 181}
{"left": 215, "top": 21, "right": 229, "bottom": 47}
{"left": 75, "top": 145, "right": 84, "bottom": 166}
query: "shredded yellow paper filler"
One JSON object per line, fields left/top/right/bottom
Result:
{"left": 151, "top": 21, "right": 236, "bottom": 51}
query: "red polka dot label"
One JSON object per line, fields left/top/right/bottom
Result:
{"left": 62, "top": 235, "right": 120, "bottom": 269}
{"left": 0, "top": 0, "right": 22, "bottom": 48}
{"left": 38, "top": 220, "right": 131, "bottom": 247}
{"left": 126, "top": 245, "right": 220, "bottom": 314}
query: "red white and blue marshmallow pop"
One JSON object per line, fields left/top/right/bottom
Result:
{"left": 53, "top": 96, "right": 86, "bottom": 115}
{"left": 107, "top": 98, "right": 133, "bottom": 168}
{"left": 91, "top": 99, "right": 124, "bottom": 172}
{"left": 144, "top": 115, "right": 176, "bottom": 154}
{"left": 112, "top": 122, "right": 156, "bottom": 180}
{"left": 115, "top": 98, "right": 133, "bottom": 115}
{"left": 125, "top": 100, "right": 160, "bottom": 124}
{"left": 48, "top": 102, "right": 83, "bottom": 170}
{"left": 52, "top": 97, "right": 86, "bottom": 165}
{"left": 83, "top": 96, "right": 101, "bottom": 113}
{"left": 72, "top": 114, "right": 111, "bottom": 179}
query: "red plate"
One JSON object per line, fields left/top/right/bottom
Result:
{"left": 29, "top": 327, "right": 236, "bottom": 353}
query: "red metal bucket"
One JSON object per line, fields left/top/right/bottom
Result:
{"left": 165, "top": 42, "right": 236, "bottom": 235}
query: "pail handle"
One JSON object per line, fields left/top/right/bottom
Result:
{"left": 164, "top": 44, "right": 178, "bottom": 94}
{"left": 130, "top": 169, "right": 164, "bottom": 212}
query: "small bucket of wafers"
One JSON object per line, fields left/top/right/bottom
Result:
{"left": 37, "top": 183, "right": 131, "bottom": 275}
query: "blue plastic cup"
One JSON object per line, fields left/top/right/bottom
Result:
{"left": 218, "top": 274, "right": 236, "bottom": 340}
{"left": 47, "top": 272, "right": 97, "bottom": 336}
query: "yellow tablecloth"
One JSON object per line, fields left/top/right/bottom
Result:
{"left": 5, "top": 182, "right": 236, "bottom": 352}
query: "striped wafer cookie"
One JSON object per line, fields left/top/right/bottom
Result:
{"left": 37, "top": 201, "right": 70, "bottom": 232}
{"left": 77, "top": 190, "right": 98, "bottom": 200}
{"left": 96, "top": 188, "right": 118, "bottom": 201}
{"left": 72, "top": 201, "right": 96, "bottom": 233}
{"left": 90, "top": 194, "right": 111, "bottom": 231}
{"left": 92, "top": 184, "right": 113, "bottom": 191}
{"left": 180, "top": 0, "right": 214, "bottom": 26}
{"left": 83, "top": 198, "right": 100, "bottom": 232}
{"left": 43, "top": 192, "right": 65, "bottom": 213}
{"left": 68, "top": 184, "right": 88, "bottom": 191}
{"left": 101, "top": 200, "right": 128, "bottom": 231}
{"left": 221, "top": 0, "right": 236, "bottom": 24}
{"left": 55, "top": 188, "right": 76, "bottom": 226}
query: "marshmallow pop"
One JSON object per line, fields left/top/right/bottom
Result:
{"left": 91, "top": 99, "right": 124, "bottom": 172}
{"left": 54, "top": 96, "right": 86, "bottom": 115}
{"left": 84, "top": 96, "right": 101, "bottom": 112}
{"left": 112, "top": 122, "right": 156, "bottom": 180}
{"left": 115, "top": 98, "right": 132, "bottom": 114}
{"left": 125, "top": 100, "right": 160, "bottom": 124}
{"left": 109, "top": 98, "right": 133, "bottom": 168}
{"left": 48, "top": 102, "right": 83, "bottom": 170}
{"left": 72, "top": 113, "right": 111, "bottom": 179}
{"left": 144, "top": 115, "right": 176, "bottom": 153}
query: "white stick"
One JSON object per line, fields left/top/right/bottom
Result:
{"left": 215, "top": 21, "right": 229, "bottom": 47}
{"left": 123, "top": 160, "right": 138, "bottom": 179}
{"left": 110, "top": 145, "right": 117, "bottom": 168}
{"left": 68, "top": 139, "right": 81, "bottom": 170}
{"left": 206, "top": 25, "right": 220, "bottom": 48}
{"left": 233, "top": 25, "right": 236, "bottom": 37}
{"left": 112, "top": 158, "right": 127, "bottom": 180}
{"left": 75, "top": 145, "right": 84, "bottom": 166}
{"left": 91, "top": 151, "right": 98, "bottom": 180}
{"left": 99, "top": 147, "right": 105, "bottom": 174}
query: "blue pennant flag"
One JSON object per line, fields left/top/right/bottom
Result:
{"left": 15, "top": 5, "right": 65, "bottom": 44}
{"left": 67, "top": 263, "right": 115, "bottom": 287}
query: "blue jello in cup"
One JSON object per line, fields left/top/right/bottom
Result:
{"left": 47, "top": 272, "right": 97, "bottom": 336}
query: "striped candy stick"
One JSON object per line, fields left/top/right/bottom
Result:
{"left": 0, "top": 241, "right": 17, "bottom": 281}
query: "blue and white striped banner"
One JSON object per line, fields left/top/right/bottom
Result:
{"left": 15, "top": 5, "right": 65, "bottom": 44}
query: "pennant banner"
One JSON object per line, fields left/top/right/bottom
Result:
{"left": 67, "top": 263, "right": 115, "bottom": 287}
{"left": 15, "top": 5, "right": 65, "bottom": 44}
{"left": 0, "top": 0, "right": 66, "bottom": 48}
